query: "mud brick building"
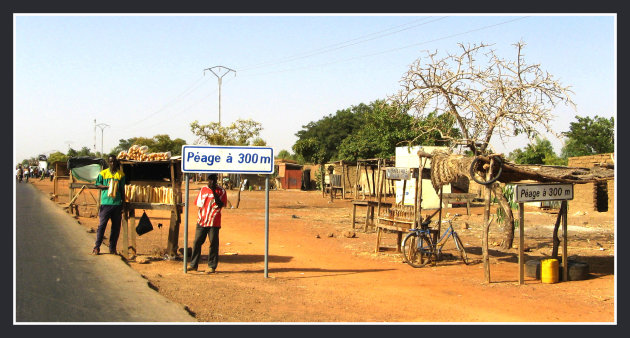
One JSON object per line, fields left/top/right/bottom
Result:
{"left": 567, "top": 153, "right": 614, "bottom": 214}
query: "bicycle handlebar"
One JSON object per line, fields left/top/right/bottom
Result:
{"left": 440, "top": 213, "right": 461, "bottom": 223}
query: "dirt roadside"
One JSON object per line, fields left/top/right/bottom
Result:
{"left": 27, "top": 178, "right": 615, "bottom": 323}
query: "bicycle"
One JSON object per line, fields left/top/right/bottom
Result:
{"left": 402, "top": 214, "right": 470, "bottom": 268}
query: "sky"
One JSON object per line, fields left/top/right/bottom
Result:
{"left": 13, "top": 14, "right": 616, "bottom": 164}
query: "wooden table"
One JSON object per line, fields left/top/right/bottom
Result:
{"left": 441, "top": 193, "right": 478, "bottom": 215}
{"left": 351, "top": 200, "right": 392, "bottom": 232}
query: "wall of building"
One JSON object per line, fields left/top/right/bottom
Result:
{"left": 567, "top": 153, "right": 614, "bottom": 214}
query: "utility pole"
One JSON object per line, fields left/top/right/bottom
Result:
{"left": 94, "top": 119, "right": 97, "bottom": 154}
{"left": 204, "top": 66, "right": 236, "bottom": 125}
{"left": 95, "top": 123, "right": 109, "bottom": 157}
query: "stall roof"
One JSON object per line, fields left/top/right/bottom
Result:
{"left": 497, "top": 162, "right": 614, "bottom": 184}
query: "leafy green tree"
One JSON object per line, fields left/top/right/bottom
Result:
{"left": 276, "top": 149, "right": 297, "bottom": 161}
{"left": 561, "top": 115, "right": 614, "bottom": 158}
{"left": 250, "top": 137, "right": 267, "bottom": 147}
{"left": 190, "top": 118, "right": 263, "bottom": 146}
{"left": 112, "top": 134, "right": 187, "bottom": 156}
{"left": 508, "top": 137, "right": 566, "bottom": 165}
{"left": 47, "top": 151, "right": 68, "bottom": 166}
{"left": 66, "top": 148, "right": 78, "bottom": 157}
{"left": 292, "top": 138, "right": 327, "bottom": 165}
{"left": 150, "top": 134, "right": 187, "bottom": 155}
{"left": 77, "top": 146, "right": 95, "bottom": 157}
{"left": 293, "top": 100, "right": 460, "bottom": 163}
{"left": 338, "top": 106, "right": 460, "bottom": 162}
{"left": 293, "top": 103, "right": 367, "bottom": 163}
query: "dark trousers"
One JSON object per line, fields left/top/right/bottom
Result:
{"left": 189, "top": 225, "right": 220, "bottom": 269}
{"left": 95, "top": 204, "right": 123, "bottom": 253}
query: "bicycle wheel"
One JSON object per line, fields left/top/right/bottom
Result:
{"left": 453, "top": 233, "right": 470, "bottom": 265}
{"left": 402, "top": 232, "right": 432, "bottom": 268}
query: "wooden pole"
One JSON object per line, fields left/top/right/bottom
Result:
{"left": 321, "top": 165, "right": 325, "bottom": 198}
{"left": 129, "top": 208, "right": 137, "bottom": 257}
{"left": 364, "top": 165, "right": 371, "bottom": 198}
{"left": 68, "top": 185, "right": 86, "bottom": 206}
{"left": 122, "top": 206, "right": 129, "bottom": 259}
{"left": 551, "top": 203, "right": 564, "bottom": 259}
{"left": 418, "top": 157, "right": 426, "bottom": 227}
{"left": 376, "top": 168, "right": 385, "bottom": 221}
{"left": 401, "top": 180, "right": 407, "bottom": 205}
{"left": 166, "top": 161, "right": 180, "bottom": 257}
{"left": 374, "top": 168, "right": 386, "bottom": 253}
{"left": 341, "top": 160, "right": 346, "bottom": 200}
{"left": 519, "top": 202, "right": 525, "bottom": 285}
{"left": 483, "top": 158, "right": 495, "bottom": 225}
{"left": 355, "top": 162, "right": 360, "bottom": 200}
{"left": 329, "top": 166, "right": 334, "bottom": 202}
{"left": 376, "top": 159, "right": 382, "bottom": 199}
{"left": 413, "top": 169, "right": 419, "bottom": 229}
{"left": 562, "top": 200, "right": 568, "bottom": 282}
{"left": 437, "top": 187, "right": 443, "bottom": 237}
{"left": 482, "top": 216, "right": 493, "bottom": 283}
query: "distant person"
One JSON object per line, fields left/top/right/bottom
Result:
{"left": 92, "top": 155, "right": 126, "bottom": 255}
{"left": 188, "top": 173, "right": 227, "bottom": 274}
{"left": 16, "top": 166, "right": 23, "bottom": 183}
{"left": 23, "top": 167, "right": 29, "bottom": 182}
{"left": 49, "top": 168, "right": 54, "bottom": 181}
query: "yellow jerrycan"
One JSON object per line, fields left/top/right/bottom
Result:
{"left": 541, "top": 258, "right": 559, "bottom": 283}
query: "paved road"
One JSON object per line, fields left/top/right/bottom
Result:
{"left": 15, "top": 182, "right": 196, "bottom": 323}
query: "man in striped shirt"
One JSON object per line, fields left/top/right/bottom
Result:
{"left": 188, "top": 173, "right": 228, "bottom": 273}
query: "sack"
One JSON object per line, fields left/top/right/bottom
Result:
{"left": 136, "top": 211, "right": 153, "bottom": 236}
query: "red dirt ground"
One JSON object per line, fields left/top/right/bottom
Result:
{"left": 29, "top": 178, "right": 615, "bottom": 323}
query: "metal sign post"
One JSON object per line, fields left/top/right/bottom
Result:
{"left": 183, "top": 173, "right": 189, "bottom": 273}
{"left": 514, "top": 183, "right": 574, "bottom": 284}
{"left": 181, "top": 145, "right": 274, "bottom": 277}
{"left": 265, "top": 175, "right": 270, "bottom": 278}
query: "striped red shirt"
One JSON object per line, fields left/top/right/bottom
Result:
{"left": 195, "top": 186, "right": 227, "bottom": 227}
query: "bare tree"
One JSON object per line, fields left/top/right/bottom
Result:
{"left": 391, "top": 41, "right": 575, "bottom": 248}
{"left": 189, "top": 118, "right": 264, "bottom": 208}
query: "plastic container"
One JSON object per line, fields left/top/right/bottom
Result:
{"left": 541, "top": 259, "right": 559, "bottom": 283}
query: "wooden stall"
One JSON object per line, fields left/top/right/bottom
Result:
{"left": 352, "top": 158, "right": 395, "bottom": 200}
{"left": 119, "top": 157, "right": 183, "bottom": 260}
{"left": 52, "top": 161, "right": 70, "bottom": 201}
{"left": 418, "top": 150, "right": 615, "bottom": 284}
{"left": 66, "top": 157, "right": 107, "bottom": 216}
{"left": 374, "top": 167, "right": 421, "bottom": 252}
{"left": 324, "top": 160, "right": 359, "bottom": 199}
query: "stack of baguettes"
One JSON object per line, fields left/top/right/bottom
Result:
{"left": 124, "top": 184, "right": 174, "bottom": 204}
{"left": 117, "top": 144, "right": 171, "bottom": 162}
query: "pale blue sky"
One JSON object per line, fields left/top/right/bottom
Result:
{"left": 14, "top": 14, "right": 616, "bottom": 163}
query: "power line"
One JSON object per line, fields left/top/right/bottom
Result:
{"left": 118, "top": 75, "right": 210, "bottom": 132}
{"left": 238, "top": 16, "right": 444, "bottom": 72}
{"left": 242, "top": 16, "right": 530, "bottom": 77}
{"left": 128, "top": 76, "right": 237, "bottom": 134}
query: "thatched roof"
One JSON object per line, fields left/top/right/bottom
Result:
{"left": 496, "top": 162, "right": 614, "bottom": 184}
{"left": 418, "top": 150, "right": 614, "bottom": 186}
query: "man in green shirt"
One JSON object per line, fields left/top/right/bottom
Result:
{"left": 92, "top": 155, "right": 126, "bottom": 255}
